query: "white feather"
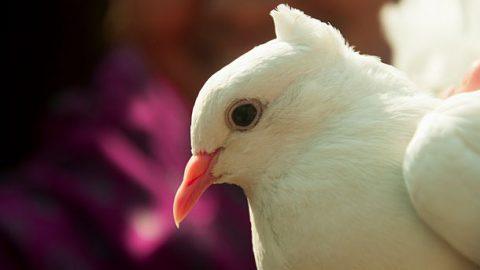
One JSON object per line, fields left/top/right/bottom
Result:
{"left": 404, "top": 91, "right": 480, "bottom": 264}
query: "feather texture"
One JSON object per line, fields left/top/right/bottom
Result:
{"left": 404, "top": 91, "right": 480, "bottom": 264}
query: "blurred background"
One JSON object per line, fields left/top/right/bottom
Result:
{"left": 3, "top": 0, "right": 391, "bottom": 269}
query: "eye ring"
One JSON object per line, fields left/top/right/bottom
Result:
{"left": 226, "top": 98, "right": 263, "bottom": 131}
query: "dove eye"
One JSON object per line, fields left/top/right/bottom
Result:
{"left": 226, "top": 99, "right": 263, "bottom": 131}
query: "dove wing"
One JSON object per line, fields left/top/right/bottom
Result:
{"left": 403, "top": 91, "right": 480, "bottom": 265}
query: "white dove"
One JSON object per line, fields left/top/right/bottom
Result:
{"left": 173, "top": 5, "right": 480, "bottom": 270}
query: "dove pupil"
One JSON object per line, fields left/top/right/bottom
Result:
{"left": 232, "top": 104, "right": 257, "bottom": 127}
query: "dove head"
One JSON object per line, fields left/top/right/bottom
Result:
{"left": 173, "top": 5, "right": 423, "bottom": 226}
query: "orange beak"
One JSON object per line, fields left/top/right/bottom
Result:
{"left": 173, "top": 151, "right": 219, "bottom": 227}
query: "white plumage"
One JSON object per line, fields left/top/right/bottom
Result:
{"left": 383, "top": 0, "right": 480, "bottom": 264}
{"left": 404, "top": 91, "right": 480, "bottom": 264}
{"left": 174, "top": 4, "right": 480, "bottom": 269}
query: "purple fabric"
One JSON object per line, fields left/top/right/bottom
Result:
{"left": 0, "top": 49, "right": 255, "bottom": 270}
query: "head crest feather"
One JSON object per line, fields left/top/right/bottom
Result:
{"left": 270, "top": 4, "right": 347, "bottom": 53}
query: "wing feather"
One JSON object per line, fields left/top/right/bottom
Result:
{"left": 404, "top": 91, "right": 480, "bottom": 264}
